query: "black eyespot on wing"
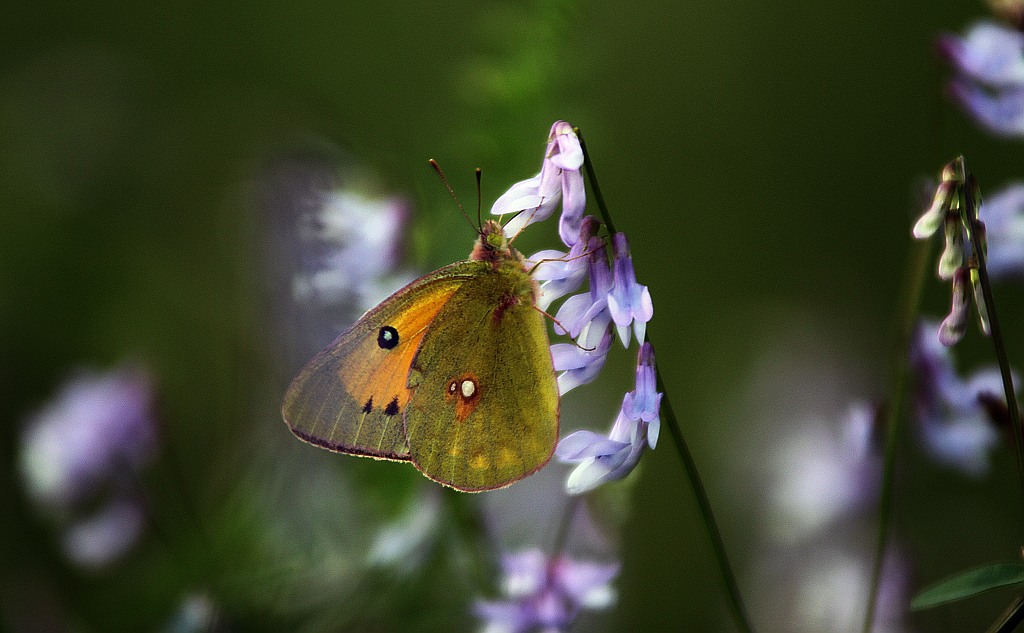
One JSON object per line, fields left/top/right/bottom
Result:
{"left": 362, "top": 397, "right": 373, "bottom": 413}
{"left": 377, "top": 326, "right": 399, "bottom": 350}
{"left": 384, "top": 397, "right": 400, "bottom": 416}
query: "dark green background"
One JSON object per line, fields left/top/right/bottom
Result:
{"left": 4, "top": 1, "right": 1024, "bottom": 631}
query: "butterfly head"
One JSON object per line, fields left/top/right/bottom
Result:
{"left": 471, "top": 220, "right": 516, "bottom": 266}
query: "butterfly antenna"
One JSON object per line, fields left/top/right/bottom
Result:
{"left": 507, "top": 201, "right": 544, "bottom": 246}
{"left": 429, "top": 159, "right": 477, "bottom": 233}
{"left": 475, "top": 167, "right": 484, "bottom": 229}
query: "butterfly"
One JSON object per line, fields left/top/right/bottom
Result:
{"left": 281, "top": 219, "right": 559, "bottom": 491}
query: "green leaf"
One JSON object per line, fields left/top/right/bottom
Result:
{"left": 911, "top": 562, "right": 1024, "bottom": 610}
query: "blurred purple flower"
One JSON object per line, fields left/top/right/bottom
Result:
{"left": 767, "top": 403, "right": 881, "bottom": 540}
{"left": 61, "top": 496, "right": 146, "bottom": 569}
{"left": 606, "top": 233, "right": 653, "bottom": 347}
{"left": 949, "top": 81, "right": 1024, "bottom": 137}
{"left": 20, "top": 365, "right": 156, "bottom": 510}
{"left": 556, "top": 344, "right": 661, "bottom": 494}
{"left": 940, "top": 21, "right": 1024, "bottom": 137}
{"left": 980, "top": 182, "right": 1024, "bottom": 278}
{"left": 295, "top": 190, "right": 412, "bottom": 315}
{"left": 911, "top": 320, "right": 1012, "bottom": 476}
{"left": 475, "top": 549, "right": 618, "bottom": 633}
{"left": 492, "top": 121, "right": 585, "bottom": 246}
{"left": 19, "top": 363, "right": 157, "bottom": 568}
{"left": 939, "top": 21, "right": 1024, "bottom": 85}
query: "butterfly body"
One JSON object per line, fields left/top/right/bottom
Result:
{"left": 282, "top": 221, "right": 559, "bottom": 491}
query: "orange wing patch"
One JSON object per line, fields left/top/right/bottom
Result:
{"left": 337, "top": 283, "right": 462, "bottom": 417}
{"left": 444, "top": 372, "right": 483, "bottom": 422}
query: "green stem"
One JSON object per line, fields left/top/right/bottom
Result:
{"left": 657, "top": 366, "right": 754, "bottom": 633}
{"left": 575, "top": 129, "right": 617, "bottom": 236}
{"left": 576, "top": 126, "right": 754, "bottom": 633}
{"left": 862, "top": 234, "right": 932, "bottom": 633}
{"left": 963, "top": 174, "right": 1024, "bottom": 511}
{"left": 987, "top": 591, "right": 1024, "bottom": 633}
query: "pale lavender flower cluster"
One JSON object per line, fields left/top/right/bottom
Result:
{"left": 939, "top": 20, "right": 1024, "bottom": 137}
{"left": 910, "top": 320, "right": 1011, "bottom": 476}
{"left": 475, "top": 549, "right": 618, "bottom": 633}
{"left": 556, "top": 344, "right": 661, "bottom": 494}
{"left": 490, "top": 121, "right": 659, "bottom": 494}
{"left": 19, "top": 364, "right": 157, "bottom": 568}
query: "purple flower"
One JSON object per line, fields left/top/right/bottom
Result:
{"left": 606, "top": 233, "right": 653, "bottom": 347}
{"left": 767, "top": 403, "right": 881, "bottom": 540}
{"left": 19, "top": 364, "right": 157, "bottom": 569}
{"left": 491, "top": 121, "right": 585, "bottom": 247}
{"left": 19, "top": 365, "right": 157, "bottom": 511}
{"left": 550, "top": 321, "right": 613, "bottom": 396}
{"left": 556, "top": 345, "right": 661, "bottom": 494}
{"left": 940, "top": 21, "right": 1024, "bottom": 137}
{"left": 622, "top": 343, "right": 663, "bottom": 432}
{"left": 475, "top": 549, "right": 618, "bottom": 633}
{"left": 939, "top": 21, "right": 1024, "bottom": 86}
{"left": 911, "top": 320, "right": 1011, "bottom": 476}
{"left": 296, "top": 190, "right": 412, "bottom": 314}
{"left": 556, "top": 407, "right": 648, "bottom": 494}
{"left": 980, "top": 182, "right": 1024, "bottom": 279}
{"left": 61, "top": 496, "right": 145, "bottom": 569}
{"left": 950, "top": 81, "right": 1024, "bottom": 137}
{"left": 527, "top": 216, "right": 601, "bottom": 311}
{"left": 553, "top": 238, "right": 612, "bottom": 339}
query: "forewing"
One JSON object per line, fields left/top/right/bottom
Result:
{"left": 404, "top": 269, "right": 559, "bottom": 491}
{"left": 282, "top": 263, "right": 476, "bottom": 460}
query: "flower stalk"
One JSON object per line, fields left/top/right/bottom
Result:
{"left": 861, "top": 234, "right": 932, "bottom": 633}
{"left": 962, "top": 173, "right": 1024, "bottom": 508}
{"left": 576, "top": 128, "right": 754, "bottom": 633}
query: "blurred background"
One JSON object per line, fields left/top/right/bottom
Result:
{"left": 4, "top": 1, "right": 1024, "bottom": 631}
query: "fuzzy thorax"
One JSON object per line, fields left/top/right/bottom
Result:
{"left": 470, "top": 220, "right": 540, "bottom": 308}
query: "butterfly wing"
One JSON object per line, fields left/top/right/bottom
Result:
{"left": 282, "top": 263, "right": 477, "bottom": 460}
{"left": 404, "top": 265, "right": 559, "bottom": 491}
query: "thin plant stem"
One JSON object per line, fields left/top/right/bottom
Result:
{"left": 963, "top": 174, "right": 1024, "bottom": 509}
{"left": 862, "top": 232, "right": 933, "bottom": 633}
{"left": 987, "top": 591, "right": 1024, "bottom": 633}
{"left": 576, "top": 130, "right": 617, "bottom": 236}
{"left": 551, "top": 496, "right": 582, "bottom": 555}
{"left": 577, "top": 127, "right": 754, "bottom": 633}
{"left": 657, "top": 366, "right": 754, "bottom": 633}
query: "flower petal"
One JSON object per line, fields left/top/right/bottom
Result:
{"left": 949, "top": 79, "right": 1024, "bottom": 138}
{"left": 939, "top": 21, "right": 1024, "bottom": 87}
{"left": 939, "top": 267, "right": 970, "bottom": 346}
{"left": 556, "top": 430, "right": 630, "bottom": 461}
